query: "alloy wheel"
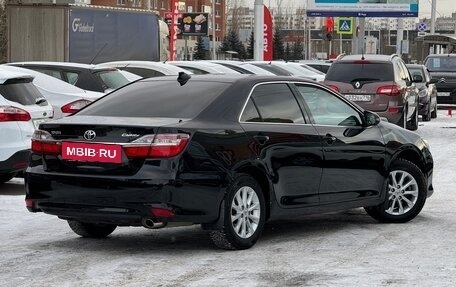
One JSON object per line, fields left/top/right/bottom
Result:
{"left": 385, "top": 170, "right": 419, "bottom": 215}
{"left": 231, "top": 186, "right": 261, "bottom": 238}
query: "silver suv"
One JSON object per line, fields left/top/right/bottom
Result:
{"left": 324, "top": 54, "right": 419, "bottom": 130}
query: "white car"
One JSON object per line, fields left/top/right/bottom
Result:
{"left": 97, "top": 61, "right": 192, "bottom": 78}
{"left": 0, "top": 66, "right": 104, "bottom": 119}
{"left": 168, "top": 61, "right": 241, "bottom": 75}
{"left": 0, "top": 70, "right": 53, "bottom": 183}
{"left": 207, "top": 60, "right": 276, "bottom": 75}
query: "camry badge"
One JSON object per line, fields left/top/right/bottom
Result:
{"left": 355, "top": 81, "right": 361, "bottom": 89}
{"left": 84, "top": 130, "right": 96, "bottom": 141}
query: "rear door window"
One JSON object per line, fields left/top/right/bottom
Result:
{"left": 0, "top": 79, "right": 46, "bottom": 106}
{"left": 95, "top": 70, "right": 130, "bottom": 91}
{"left": 248, "top": 83, "right": 304, "bottom": 124}
{"left": 65, "top": 72, "right": 80, "bottom": 85}
{"left": 326, "top": 62, "right": 394, "bottom": 82}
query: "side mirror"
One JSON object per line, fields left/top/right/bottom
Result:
{"left": 364, "top": 110, "right": 381, "bottom": 127}
{"left": 413, "top": 74, "right": 423, "bottom": 82}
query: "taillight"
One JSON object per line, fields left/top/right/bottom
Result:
{"left": 151, "top": 207, "right": 175, "bottom": 218}
{"left": 123, "top": 134, "right": 190, "bottom": 159}
{"left": 31, "top": 130, "right": 61, "bottom": 155}
{"left": 327, "top": 85, "right": 340, "bottom": 92}
{"left": 61, "top": 99, "right": 92, "bottom": 114}
{"left": 377, "top": 85, "right": 401, "bottom": 96}
{"left": 0, "top": 106, "right": 31, "bottom": 122}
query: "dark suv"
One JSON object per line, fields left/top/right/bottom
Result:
{"left": 7, "top": 62, "right": 129, "bottom": 93}
{"left": 324, "top": 54, "right": 419, "bottom": 130}
{"left": 424, "top": 54, "right": 456, "bottom": 106}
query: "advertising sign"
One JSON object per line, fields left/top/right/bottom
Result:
{"left": 306, "top": 0, "right": 418, "bottom": 18}
{"left": 263, "top": 5, "right": 273, "bottom": 61}
{"left": 69, "top": 8, "right": 159, "bottom": 63}
{"left": 181, "top": 13, "right": 209, "bottom": 36}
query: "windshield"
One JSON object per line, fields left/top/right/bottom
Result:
{"left": 326, "top": 62, "right": 394, "bottom": 82}
{"left": 425, "top": 56, "right": 456, "bottom": 72}
{"left": 95, "top": 70, "right": 130, "bottom": 91}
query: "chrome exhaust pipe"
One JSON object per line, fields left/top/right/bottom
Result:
{"left": 141, "top": 217, "right": 167, "bottom": 229}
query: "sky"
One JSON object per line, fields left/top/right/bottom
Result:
{"left": 254, "top": 0, "right": 455, "bottom": 18}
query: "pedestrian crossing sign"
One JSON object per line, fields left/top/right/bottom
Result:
{"left": 337, "top": 18, "right": 353, "bottom": 35}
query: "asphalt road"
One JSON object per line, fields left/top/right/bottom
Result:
{"left": 1, "top": 111, "right": 456, "bottom": 287}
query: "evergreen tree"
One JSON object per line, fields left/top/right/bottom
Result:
{"left": 0, "top": 4, "right": 7, "bottom": 63}
{"left": 193, "top": 36, "right": 208, "bottom": 60}
{"left": 284, "top": 42, "right": 291, "bottom": 62}
{"left": 272, "top": 28, "right": 285, "bottom": 60}
{"left": 292, "top": 39, "right": 304, "bottom": 60}
{"left": 219, "top": 29, "right": 247, "bottom": 59}
{"left": 247, "top": 31, "right": 254, "bottom": 59}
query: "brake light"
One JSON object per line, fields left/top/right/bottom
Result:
{"left": 0, "top": 106, "right": 31, "bottom": 122}
{"left": 388, "top": 107, "right": 399, "bottom": 114}
{"left": 31, "top": 130, "right": 61, "bottom": 155}
{"left": 123, "top": 134, "right": 190, "bottom": 159}
{"left": 377, "top": 85, "right": 401, "bottom": 96}
{"left": 327, "top": 85, "right": 340, "bottom": 92}
{"left": 151, "top": 207, "right": 175, "bottom": 218}
{"left": 61, "top": 99, "right": 92, "bottom": 114}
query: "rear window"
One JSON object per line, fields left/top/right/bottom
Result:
{"left": 95, "top": 70, "right": 130, "bottom": 91}
{"left": 0, "top": 79, "right": 45, "bottom": 106}
{"left": 424, "top": 56, "right": 456, "bottom": 72}
{"left": 326, "top": 62, "right": 394, "bottom": 82}
{"left": 78, "top": 80, "right": 230, "bottom": 118}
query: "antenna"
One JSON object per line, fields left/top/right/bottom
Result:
{"left": 361, "top": 48, "right": 365, "bottom": 60}
{"left": 89, "top": 43, "right": 108, "bottom": 65}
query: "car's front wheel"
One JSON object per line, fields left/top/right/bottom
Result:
{"left": 365, "top": 159, "right": 427, "bottom": 223}
{"left": 422, "top": 103, "right": 431, "bottom": 122}
{"left": 406, "top": 107, "right": 419, "bottom": 130}
{"left": 209, "top": 174, "right": 266, "bottom": 250}
{"left": 67, "top": 220, "right": 117, "bottom": 238}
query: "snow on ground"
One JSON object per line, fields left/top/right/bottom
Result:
{"left": 1, "top": 110, "right": 456, "bottom": 286}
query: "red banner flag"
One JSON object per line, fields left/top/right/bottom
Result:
{"left": 264, "top": 5, "right": 273, "bottom": 61}
{"left": 169, "top": 0, "right": 179, "bottom": 61}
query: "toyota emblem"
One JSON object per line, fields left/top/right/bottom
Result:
{"left": 83, "top": 130, "right": 96, "bottom": 141}
{"left": 355, "top": 81, "right": 361, "bottom": 89}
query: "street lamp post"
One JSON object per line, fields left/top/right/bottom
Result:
{"left": 254, "top": 0, "right": 264, "bottom": 61}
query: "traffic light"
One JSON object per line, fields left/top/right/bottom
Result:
{"left": 326, "top": 33, "right": 333, "bottom": 41}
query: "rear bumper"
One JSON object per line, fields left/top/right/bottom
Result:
{"left": 376, "top": 107, "right": 404, "bottom": 126}
{"left": 0, "top": 150, "right": 30, "bottom": 175}
{"left": 25, "top": 171, "right": 225, "bottom": 226}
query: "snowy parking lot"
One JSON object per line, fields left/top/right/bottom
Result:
{"left": 1, "top": 110, "right": 456, "bottom": 286}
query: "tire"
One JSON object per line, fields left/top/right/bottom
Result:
{"left": 67, "top": 220, "right": 117, "bottom": 238}
{"left": 0, "top": 173, "right": 14, "bottom": 184}
{"left": 406, "top": 107, "right": 418, "bottom": 131}
{"left": 422, "top": 104, "right": 431, "bottom": 122}
{"left": 365, "top": 159, "right": 427, "bottom": 223}
{"left": 431, "top": 104, "right": 437, "bottom": 119}
{"left": 209, "top": 174, "right": 266, "bottom": 250}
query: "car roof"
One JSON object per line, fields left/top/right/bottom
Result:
{"left": 8, "top": 61, "right": 118, "bottom": 72}
{"left": 335, "top": 54, "right": 397, "bottom": 63}
{"left": 97, "top": 61, "right": 189, "bottom": 74}
{"left": 0, "top": 69, "right": 34, "bottom": 84}
{"left": 426, "top": 54, "right": 456, "bottom": 58}
{"left": 141, "top": 73, "right": 315, "bottom": 84}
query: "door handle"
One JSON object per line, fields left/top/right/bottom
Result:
{"left": 253, "top": 135, "right": 270, "bottom": 145}
{"left": 323, "top": 134, "right": 337, "bottom": 144}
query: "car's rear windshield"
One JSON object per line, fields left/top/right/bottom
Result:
{"left": 78, "top": 79, "right": 230, "bottom": 118}
{"left": 95, "top": 70, "right": 130, "bottom": 91}
{"left": 326, "top": 62, "right": 394, "bottom": 82}
{"left": 0, "top": 79, "right": 46, "bottom": 106}
{"left": 424, "top": 56, "right": 456, "bottom": 72}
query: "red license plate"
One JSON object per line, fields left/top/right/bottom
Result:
{"left": 61, "top": 142, "right": 122, "bottom": 163}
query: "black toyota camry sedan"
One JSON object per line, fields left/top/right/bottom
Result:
{"left": 26, "top": 74, "right": 433, "bottom": 250}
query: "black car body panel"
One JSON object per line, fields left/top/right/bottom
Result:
{"left": 26, "top": 75, "right": 434, "bottom": 229}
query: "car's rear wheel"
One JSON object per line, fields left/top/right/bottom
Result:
{"left": 209, "top": 174, "right": 265, "bottom": 250}
{"left": 0, "top": 173, "right": 15, "bottom": 184}
{"left": 67, "top": 220, "right": 117, "bottom": 238}
{"left": 365, "top": 159, "right": 427, "bottom": 223}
